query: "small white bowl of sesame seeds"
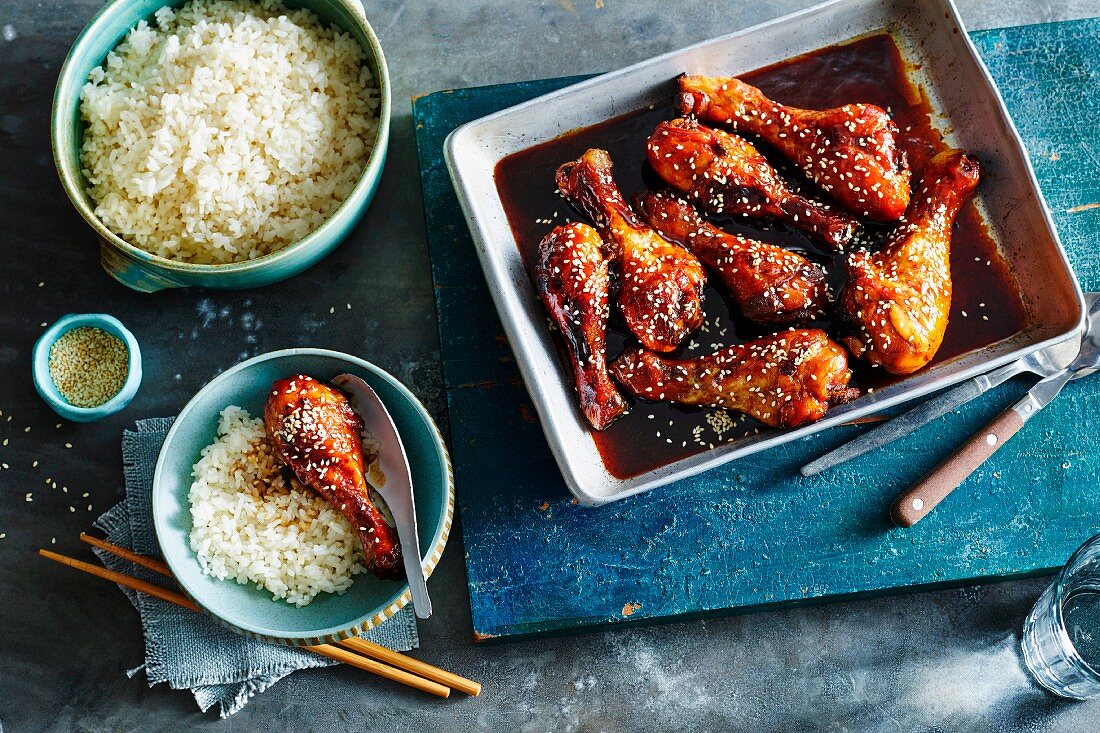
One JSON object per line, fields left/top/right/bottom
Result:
{"left": 32, "top": 314, "right": 142, "bottom": 422}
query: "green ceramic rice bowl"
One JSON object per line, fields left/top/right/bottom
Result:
{"left": 152, "top": 349, "right": 453, "bottom": 646}
{"left": 52, "top": 0, "right": 391, "bottom": 292}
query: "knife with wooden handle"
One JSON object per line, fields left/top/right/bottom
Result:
{"left": 891, "top": 365, "right": 1078, "bottom": 526}
{"left": 892, "top": 291, "right": 1100, "bottom": 527}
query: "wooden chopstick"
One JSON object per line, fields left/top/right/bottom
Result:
{"left": 77, "top": 534, "right": 481, "bottom": 696}
{"left": 38, "top": 549, "right": 451, "bottom": 699}
{"left": 337, "top": 636, "right": 481, "bottom": 696}
{"left": 80, "top": 533, "right": 172, "bottom": 577}
{"left": 41, "top": 548, "right": 201, "bottom": 610}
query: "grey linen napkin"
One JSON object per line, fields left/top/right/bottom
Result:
{"left": 92, "top": 418, "right": 419, "bottom": 717}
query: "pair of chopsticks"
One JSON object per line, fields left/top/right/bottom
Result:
{"left": 39, "top": 534, "right": 481, "bottom": 699}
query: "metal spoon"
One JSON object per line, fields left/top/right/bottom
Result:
{"left": 891, "top": 292, "right": 1100, "bottom": 527}
{"left": 333, "top": 373, "right": 432, "bottom": 619}
{"left": 801, "top": 334, "right": 1081, "bottom": 477}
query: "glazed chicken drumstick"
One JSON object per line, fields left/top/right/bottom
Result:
{"left": 610, "top": 329, "right": 858, "bottom": 429}
{"left": 535, "top": 222, "right": 628, "bottom": 430}
{"left": 635, "top": 190, "right": 827, "bottom": 324}
{"left": 837, "top": 149, "right": 981, "bottom": 375}
{"left": 646, "top": 118, "right": 858, "bottom": 251}
{"left": 265, "top": 375, "right": 403, "bottom": 580}
{"left": 556, "top": 148, "right": 706, "bottom": 352}
{"left": 677, "top": 74, "right": 911, "bottom": 222}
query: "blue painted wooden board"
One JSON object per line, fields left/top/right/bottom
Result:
{"left": 412, "top": 19, "right": 1100, "bottom": 641}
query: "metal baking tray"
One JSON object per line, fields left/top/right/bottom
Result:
{"left": 445, "top": 0, "right": 1084, "bottom": 506}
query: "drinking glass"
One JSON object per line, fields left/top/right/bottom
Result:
{"left": 1021, "top": 532, "right": 1100, "bottom": 699}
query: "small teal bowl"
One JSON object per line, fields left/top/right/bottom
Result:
{"left": 32, "top": 314, "right": 143, "bottom": 423}
{"left": 152, "top": 349, "right": 454, "bottom": 646}
{"left": 52, "top": 0, "right": 391, "bottom": 292}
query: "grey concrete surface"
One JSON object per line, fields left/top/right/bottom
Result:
{"left": 2, "top": 0, "right": 1100, "bottom": 731}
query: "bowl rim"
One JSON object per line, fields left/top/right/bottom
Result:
{"left": 31, "top": 313, "right": 143, "bottom": 422}
{"left": 151, "top": 348, "right": 455, "bottom": 644}
{"left": 50, "top": 0, "right": 393, "bottom": 276}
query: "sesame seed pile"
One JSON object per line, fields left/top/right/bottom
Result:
{"left": 48, "top": 327, "right": 129, "bottom": 408}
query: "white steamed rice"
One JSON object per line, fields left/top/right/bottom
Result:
{"left": 79, "top": 0, "right": 379, "bottom": 264}
{"left": 188, "top": 405, "right": 367, "bottom": 606}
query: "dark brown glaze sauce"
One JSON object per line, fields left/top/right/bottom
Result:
{"left": 494, "top": 33, "right": 1026, "bottom": 479}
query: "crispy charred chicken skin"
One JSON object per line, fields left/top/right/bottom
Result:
{"left": 535, "top": 222, "right": 628, "bottom": 430}
{"left": 556, "top": 148, "right": 706, "bottom": 352}
{"left": 635, "top": 190, "right": 828, "bottom": 324}
{"left": 610, "top": 329, "right": 858, "bottom": 428}
{"left": 646, "top": 118, "right": 858, "bottom": 250}
{"left": 265, "top": 375, "right": 403, "bottom": 580}
{"left": 677, "top": 75, "right": 911, "bottom": 222}
{"left": 837, "top": 149, "right": 981, "bottom": 375}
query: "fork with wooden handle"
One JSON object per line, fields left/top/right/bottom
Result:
{"left": 892, "top": 292, "right": 1100, "bottom": 527}
{"left": 43, "top": 536, "right": 482, "bottom": 698}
